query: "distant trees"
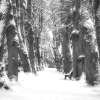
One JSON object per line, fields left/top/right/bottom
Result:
{"left": 49, "top": 0, "right": 73, "bottom": 73}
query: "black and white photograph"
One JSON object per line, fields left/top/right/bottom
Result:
{"left": 0, "top": 0, "right": 100, "bottom": 100}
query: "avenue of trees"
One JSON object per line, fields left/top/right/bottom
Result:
{"left": 0, "top": 0, "right": 100, "bottom": 87}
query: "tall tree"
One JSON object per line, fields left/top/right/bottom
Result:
{"left": 13, "top": 0, "right": 32, "bottom": 73}
{"left": 72, "top": 0, "right": 99, "bottom": 85}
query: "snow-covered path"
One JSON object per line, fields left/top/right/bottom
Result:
{"left": 0, "top": 68, "right": 100, "bottom": 100}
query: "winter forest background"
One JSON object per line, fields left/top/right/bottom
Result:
{"left": 0, "top": 0, "right": 100, "bottom": 100}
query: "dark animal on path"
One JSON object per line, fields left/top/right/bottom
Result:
{"left": 0, "top": 81, "right": 10, "bottom": 90}
{"left": 64, "top": 71, "right": 73, "bottom": 80}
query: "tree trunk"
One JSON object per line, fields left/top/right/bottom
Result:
{"left": 94, "top": 0, "right": 100, "bottom": 56}
{"left": 72, "top": 0, "right": 81, "bottom": 79}
{"left": 81, "top": 0, "right": 99, "bottom": 85}
{"left": 36, "top": 36, "right": 41, "bottom": 66}
{"left": 0, "top": 1, "right": 19, "bottom": 80}
{"left": 18, "top": 47, "right": 31, "bottom": 72}
{"left": 85, "top": 41, "right": 99, "bottom": 85}
{"left": 6, "top": 24, "right": 19, "bottom": 80}
{"left": 15, "top": 0, "right": 32, "bottom": 73}
{"left": 61, "top": 28, "right": 72, "bottom": 74}
{"left": 27, "top": 28, "right": 36, "bottom": 73}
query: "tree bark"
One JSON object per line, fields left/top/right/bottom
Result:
{"left": 6, "top": 24, "right": 19, "bottom": 80}
{"left": 61, "top": 28, "right": 72, "bottom": 74}
{"left": 27, "top": 28, "right": 36, "bottom": 73}
{"left": 72, "top": 0, "right": 82, "bottom": 79}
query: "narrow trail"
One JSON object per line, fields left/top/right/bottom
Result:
{"left": 0, "top": 68, "right": 100, "bottom": 100}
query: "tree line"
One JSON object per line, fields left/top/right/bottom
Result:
{"left": 0, "top": 0, "right": 44, "bottom": 83}
{"left": 50, "top": 0, "right": 100, "bottom": 86}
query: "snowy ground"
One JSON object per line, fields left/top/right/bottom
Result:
{"left": 0, "top": 68, "right": 100, "bottom": 100}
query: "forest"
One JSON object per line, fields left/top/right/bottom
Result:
{"left": 0, "top": 0, "right": 100, "bottom": 97}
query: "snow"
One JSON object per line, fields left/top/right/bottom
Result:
{"left": 0, "top": 68, "right": 100, "bottom": 100}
